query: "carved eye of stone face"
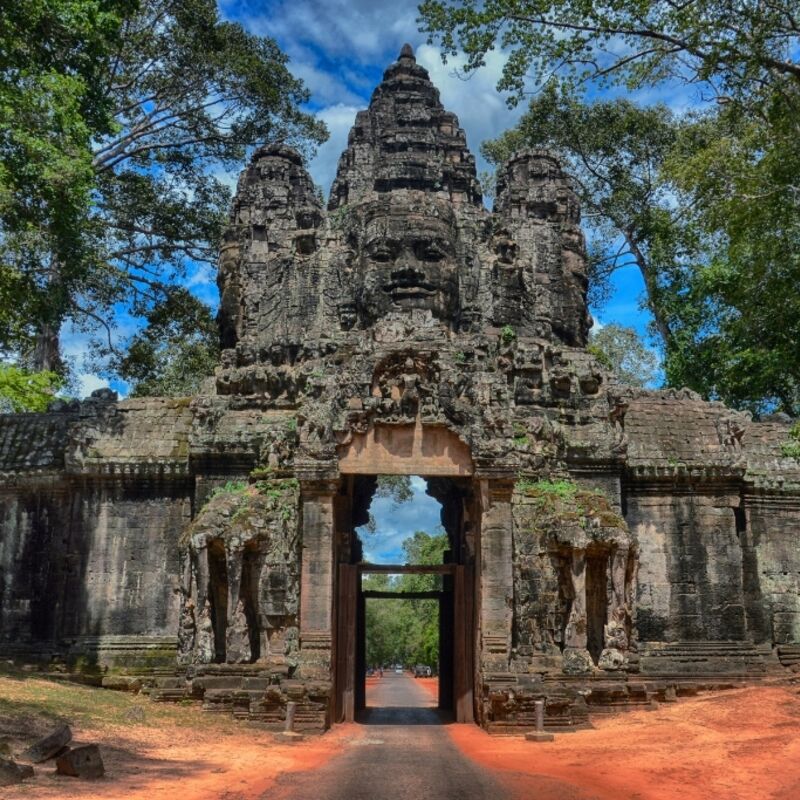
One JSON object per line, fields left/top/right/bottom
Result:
{"left": 415, "top": 242, "right": 447, "bottom": 262}
{"left": 367, "top": 244, "right": 396, "bottom": 263}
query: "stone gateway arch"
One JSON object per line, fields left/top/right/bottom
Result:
{"left": 1, "top": 46, "right": 799, "bottom": 732}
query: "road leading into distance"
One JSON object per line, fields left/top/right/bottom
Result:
{"left": 267, "top": 671, "right": 509, "bottom": 800}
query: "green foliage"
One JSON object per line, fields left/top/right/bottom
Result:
{"left": 0, "top": 363, "right": 63, "bottom": 412}
{"left": 1, "top": 0, "right": 327, "bottom": 379}
{"left": 500, "top": 324, "right": 516, "bottom": 345}
{"left": 781, "top": 423, "right": 800, "bottom": 459}
{"left": 202, "top": 477, "right": 299, "bottom": 528}
{"left": 660, "top": 100, "right": 800, "bottom": 416}
{"left": 516, "top": 478, "right": 624, "bottom": 530}
{"left": 516, "top": 478, "right": 580, "bottom": 500}
{"left": 374, "top": 475, "right": 413, "bottom": 504}
{"left": 364, "top": 531, "right": 448, "bottom": 669}
{"left": 420, "top": 0, "right": 800, "bottom": 108}
{"left": 588, "top": 324, "right": 659, "bottom": 387}
{"left": 0, "top": 0, "right": 128, "bottom": 370}
{"left": 209, "top": 481, "right": 248, "bottom": 500}
{"left": 109, "top": 288, "right": 218, "bottom": 396}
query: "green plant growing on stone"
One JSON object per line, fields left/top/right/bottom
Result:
{"left": 780, "top": 422, "right": 800, "bottom": 459}
{"left": 516, "top": 478, "right": 580, "bottom": 499}
{"left": 329, "top": 205, "right": 352, "bottom": 230}
{"left": 500, "top": 325, "right": 516, "bottom": 345}
{"left": 513, "top": 422, "right": 529, "bottom": 447}
{"left": 209, "top": 481, "right": 248, "bottom": 500}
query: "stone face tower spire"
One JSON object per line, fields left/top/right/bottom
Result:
{"left": 328, "top": 44, "right": 482, "bottom": 209}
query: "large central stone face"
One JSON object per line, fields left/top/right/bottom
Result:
{"left": 353, "top": 195, "right": 461, "bottom": 324}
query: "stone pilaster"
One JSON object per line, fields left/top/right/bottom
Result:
{"left": 563, "top": 549, "right": 594, "bottom": 673}
{"left": 298, "top": 480, "right": 338, "bottom": 680}
{"left": 478, "top": 479, "right": 514, "bottom": 673}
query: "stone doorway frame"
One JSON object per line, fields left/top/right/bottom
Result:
{"left": 295, "top": 422, "right": 516, "bottom": 730}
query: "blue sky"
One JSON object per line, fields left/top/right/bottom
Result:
{"left": 67, "top": 0, "right": 703, "bottom": 397}
{"left": 357, "top": 476, "right": 444, "bottom": 563}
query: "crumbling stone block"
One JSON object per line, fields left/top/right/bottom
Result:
{"left": 22, "top": 723, "right": 71, "bottom": 763}
{"left": 55, "top": 745, "right": 105, "bottom": 779}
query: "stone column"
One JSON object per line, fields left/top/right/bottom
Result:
{"left": 478, "top": 479, "right": 514, "bottom": 674}
{"left": 564, "top": 550, "right": 587, "bottom": 649}
{"left": 193, "top": 546, "right": 210, "bottom": 609}
{"left": 298, "top": 480, "right": 338, "bottom": 680}
{"left": 563, "top": 549, "right": 593, "bottom": 674}
{"left": 225, "top": 546, "right": 251, "bottom": 663}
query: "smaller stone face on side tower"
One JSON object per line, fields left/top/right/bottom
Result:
{"left": 492, "top": 149, "right": 591, "bottom": 346}
{"left": 217, "top": 144, "right": 325, "bottom": 353}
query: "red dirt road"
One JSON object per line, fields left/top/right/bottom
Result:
{"left": 453, "top": 685, "right": 800, "bottom": 800}
{"left": 2, "top": 673, "right": 799, "bottom": 800}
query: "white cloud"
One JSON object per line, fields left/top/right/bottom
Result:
{"left": 226, "top": 0, "right": 420, "bottom": 64}
{"left": 292, "top": 61, "right": 364, "bottom": 107}
{"left": 415, "top": 44, "right": 524, "bottom": 176}
{"left": 358, "top": 477, "right": 443, "bottom": 564}
{"left": 307, "top": 103, "right": 362, "bottom": 194}
{"left": 77, "top": 373, "right": 110, "bottom": 398}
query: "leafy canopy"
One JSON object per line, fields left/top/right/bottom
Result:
{"left": 1, "top": 0, "right": 327, "bottom": 390}
{"left": 0, "top": 364, "right": 63, "bottom": 413}
{"left": 419, "top": 0, "right": 800, "bottom": 105}
{"left": 588, "top": 324, "right": 659, "bottom": 388}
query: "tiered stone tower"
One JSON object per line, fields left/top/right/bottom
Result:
{"left": 1, "top": 47, "right": 798, "bottom": 732}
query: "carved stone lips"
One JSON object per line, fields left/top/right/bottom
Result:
{"left": 385, "top": 281, "right": 437, "bottom": 300}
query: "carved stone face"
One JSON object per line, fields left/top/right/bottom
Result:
{"left": 354, "top": 197, "right": 460, "bottom": 325}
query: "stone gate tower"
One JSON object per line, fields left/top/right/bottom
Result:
{"left": 1, "top": 46, "right": 799, "bottom": 731}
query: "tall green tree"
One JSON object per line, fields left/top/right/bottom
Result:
{"left": 1, "top": 0, "right": 130, "bottom": 370}
{"left": 108, "top": 287, "right": 219, "bottom": 396}
{"left": 588, "top": 324, "right": 659, "bottom": 388}
{"left": 0, "top": 364, "right": 63, "bottom": 413}
{"left": 2, "top": 0, "right": 327, "bottom": 382}
{"left": 364, "top": 532, "right": 448, "bottom": 668}
{"left": 419, "top": 0, "right": 800, "bottom": 107}
{"left": 663, "top": 97, "right": 800, "bottom": 414}
{"left": 422, "top": 0, "right": 799, "bottom": 415}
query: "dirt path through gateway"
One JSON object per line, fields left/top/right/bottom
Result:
{"left": 266, "top": 671, "right": 506, "bottom": 800}
{"left": 2, "top": 673, "right": 800, "bottom": 800}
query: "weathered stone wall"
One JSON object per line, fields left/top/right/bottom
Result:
{"left": 0, "top": 396, "right": 193, "bottom": 670}
{"left": 625, "top": 488, "right": 747, "bottom": 642}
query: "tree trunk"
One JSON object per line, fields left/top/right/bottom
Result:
{"left": 30, "top": 322, "right": 62, "bottom": 373}
{"left": 622, "top": 229, "right": 673, "bottom": 349}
